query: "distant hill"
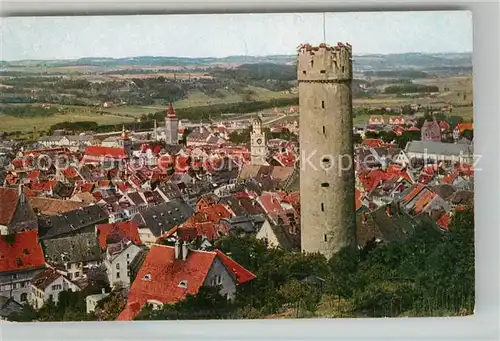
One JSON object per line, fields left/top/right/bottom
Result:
{"left": 2, "top": 52, "right": 472, "bottom": 72}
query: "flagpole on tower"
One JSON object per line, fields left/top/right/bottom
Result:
{"left": 323, "top": 12, "right": 326, "bottom": 43}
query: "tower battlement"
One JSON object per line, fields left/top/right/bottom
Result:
{"left": 297, "top": 42, "right": 352, "bottom": 82}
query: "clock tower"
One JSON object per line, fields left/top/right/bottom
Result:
{"left": 250, "top": 116, "right": 267, "bottom": 165}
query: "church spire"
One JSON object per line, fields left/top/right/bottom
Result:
{"left": 166, "top": 102, "right": 176, "bottom": 120}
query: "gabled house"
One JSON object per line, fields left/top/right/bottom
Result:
{"left": 0, "top": 186, "right": 38, "bottom": 235}
{"left": 42, "top": 232, "right": 102, "bottom": 281}
{"left": 29, "top": 267, "right": 80, "bottom": 310}
{"left": 421, "top": 119, "right": 442, "bottom": 142}
{"left": 37, "top": 205, "right": 109, "bottom": 240}
{"left": 103, "top": 234, "right": 143, "bottom": 289}
{"left": 0, "top": 230, "right": 46, "bottom": 304}
{"left": 255, "top": 219, "right": 300, "bottom": 251}
{"left": 116, "top": 242, "right": 255, "bottom": 321}
{"left": 0, "top": 296, "right": 23, "bottom": 321}
{"left": 132, "top": 199, "right": 194, "bottom": 246}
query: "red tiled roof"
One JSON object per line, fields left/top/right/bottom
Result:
{"left": 117, "top": 245, "right": 254, "bottom": 321}
{"left": 408, "top": 127, "right": 421, "bottom": 132}
{"left": 214, "top": 250, "right": 256, "bottom": 285}
{"left": 401, "top": 184, "right": 425, "bottom": 205}
{"left": 84, "top": 146, "right": 128, "bottom": 159}
{"left": 199, "top": 204, "right": 233, "bottom": 223}
{"left": 96, "top": 221, "right": 142, "bottom": 250}
{"left": 258, "top": 192, "right": 283, "bottom": 214}
{"left": 117, "top": 245, "right": 217, "bottom": 321}
{"left": 0, "top": 230, "right": 45, "bottom": 273}
{"left": 442, "top": 171, "right": 459, "bottom": 185}
{"left": 31, "top": 181, "right": 58, "bottom": 192}
{"left": 456, "top": 163, "right": 474, "bottom": 177}
{"left": 437, "top": 214, "right": 450, "bottom": 230}
{"left": 455, "top": 123, "right": 473, "bottom": 133}
{"left": 28, "top": 170, "right": 41, "bottom": 181}
{"left": 0, "top": 188, "right": 19, "bottom": 226}
{"left": 439, "top": 121, "right": 451, "bottom": 131}
{"left": 413, "top": 190, "right": 437, "bottom": 215}
{"left": 273, "top": 152, "right": 296, "bottom": 167}
{"left": 392, "top": 125, "right": 405, "bottom": 136}
{"left": 362, "top": 139, "right": 384, "bottom": 148}
{"left": 5, "top": 174, "right": 19, "bottom": 186}
{"left": 62, "top": 167, "right": 80, "bottom": 179}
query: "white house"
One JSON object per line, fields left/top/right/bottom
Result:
{"left": 104, "top": 238, "right": 143, "bottom": 288}
{"left": 86, "top": 289, "right": 110, "bottom": 314}
{"left": 30, "top": 268, "right": 80, "bottom": 310}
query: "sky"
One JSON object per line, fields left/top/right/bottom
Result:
{"left": 0, "top": 11, "right": 473, "bottom": 61}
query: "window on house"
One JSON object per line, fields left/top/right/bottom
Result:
{"left": 320, "top": 70, "right": 326, "bottom": 74}
{"left": 49, "top": 294, "right": 53, "bottom": 301}
{"left": 321, "top": 183, "right": 330, "bottom": 188}
{"left": 127, "top": 271, "right": 130, "bottom": 278}
{"left": 116, "top": 263, "right": 120, "bottom": 270}
{"left": 321, "top": 101, "right": 325, "bottom": 109}
{"left": 322, "top": 126, "right": 326, "bottom": 134}
{"left": 321, "top": 203, "right": 325, "bottom": 211}
{"left": 21, "top": 281, "right": 26, "bottom": 288}
{"left": 310, "top": 60, "right": 314, "bottom": 68}
{"left": 127, "top": 254, "right": 130, "bottom": 259}
{"left": 74, "top": 272, "right": 80, "bottom": 278}
{"left": 324, "top": 234, "right": 328, "bottom": 242}
{"left": 20, "top": 293, "right": 27, "bottom": 302}
{"left": 116, "top": 272, "right": 120, "bottom": 279}
{"left": 302, "top": 70, "right": 306, "bottom": 75}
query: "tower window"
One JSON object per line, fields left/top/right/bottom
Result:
{"left": 321, "top": 101, "right": 325, "bottom": 109}
{"left": 322, "top": 126, "right": 326, "bottom": 134}
{"left": 321, "top": 157, "right": 332, "bottom": 168}
{"left": 302, "top": 70, "right": 306, "bottom": 74}
{"left": 321, "top": 203, "right": 324, "bottom": 211}
{"left": 342, "top": 66, "right": 345, "bottom": 73}
{"left": 320, "top": 70, "right": 326, "bottom": 74}
{"left": 310, "top": 60, "right": 314, "bottom": 68}
{"left": 321, "top": 183, "right": 330, "bottom": 188}
{"left": 324, "top": 234, "right": 328, "bottom": 242}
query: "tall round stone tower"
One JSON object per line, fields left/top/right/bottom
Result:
{"left": 297, "top": 42, "right": 356, "bottom": 259}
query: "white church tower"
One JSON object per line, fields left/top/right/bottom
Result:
{"left": 250, "top": 116, "right": 267, "bottom": 165}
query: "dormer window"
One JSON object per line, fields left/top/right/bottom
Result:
{"left": 178, "top": 280, "right": 188, "bottom": 289}
{"left": 142, "top": 274, "right": 152, "bottom": 281}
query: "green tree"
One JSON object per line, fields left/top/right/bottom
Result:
{"left": 461, "top": 129, "right": 473, "bottom": 141}
{"left": 278, "top": 279, "right": 322, "bottom": 317}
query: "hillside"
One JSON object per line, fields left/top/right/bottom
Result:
{"left": 1, "top": 52, "right": 472, "bottom": 72}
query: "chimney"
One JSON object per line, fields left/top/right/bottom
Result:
{"left": 361, "top": 211, "right": 367, "bottom": 224}
{"left": 174, "top": 239, "right": 181, "bottom": 259}
{"left": 182, "top": 241, "right": 188, "bottom": 261}
{"left": 385, "top": 204, "right": 392, "bottom": 217}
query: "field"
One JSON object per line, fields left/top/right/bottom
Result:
{"left": 1, "top": 107, "right": 135, "bottom": 134}
{"left": 1, "top": 57, "right": 473, "bottom": 135}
